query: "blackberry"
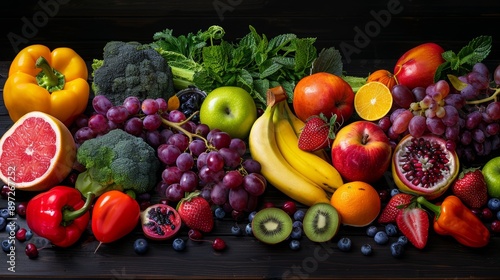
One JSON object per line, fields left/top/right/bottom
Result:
{"left": 176, "top": 86, "right": 207, "bottom": 123}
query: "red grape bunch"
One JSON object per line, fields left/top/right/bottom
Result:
{"left": 379, "top": 62, "right": 500, "bottom": 162}
{"left": 72, "top": 94, "right": 266, "bottom": 218}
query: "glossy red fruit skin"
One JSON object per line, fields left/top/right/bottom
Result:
{"left": 293, "top": 72, "right": 355, "bottom": 123}
{"left": 393, "top": 43, "right": 445, "bottom": 90}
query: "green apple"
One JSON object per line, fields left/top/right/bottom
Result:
{"left": 200, "top": 86, "right": 257, "bottom": 139}
{"left": 482, "top": 156, "right": 500, "bottom": 198}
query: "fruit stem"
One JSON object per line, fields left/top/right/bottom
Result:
{"left": 62, "top": 192, "right": 95, "bottom": 225}
{"left": 160, "top": 112, "right": 209, "bottom": 147}
{"left": 416, "top": 196, "right": 441, "bottom": 218}
{"left": 465, "top": 87, "right": 500, "bottom": 105}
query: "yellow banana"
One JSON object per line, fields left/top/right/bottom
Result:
{"left": 282, "top": 102, "right": 331, "bottom": 162}
{"left": 248, "top": 102, "right": 331, "bottom": 207}
{"left": 274, "top": 102, "right": 343, "bottom": 193}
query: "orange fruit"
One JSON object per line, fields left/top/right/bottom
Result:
{"left": 354, "top": 81, "right": 393, "bottom": 121}
{"left": 0, "top": 111, "right": 77, "bottom": 191}
{"left": 330, "top": 181, "right": 381, "bottom": 227}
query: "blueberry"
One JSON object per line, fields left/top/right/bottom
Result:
{"left": 0, "top": 217, "right": 6, "bottom": 231}
{"left": 390, "top": 189, "right": 400, "bottom": 197}
{"left": 337, "top": 237, "right": 352, "bottom": 252}
{"left": 231, "top": 225, "right": 242, "bottom": 236}
{"left": 292, "top": 220, "right": 303, "bottom": 229}
{"left": 0, "top": 208, "right": 10, "bottom": 219}
{"left": 360, "top": 244, "right": 372, "bottom": 256}
{"left": 5, "top": 222, "right": 19, "bottom": 233}
{"left": 366, "top": 225, "right": 378, "bottom": 237}
{"left": 1, "top": 239, "right": 12, "bottom": 253}
{"left": 487, "top": 198, "right": 500, "bottom": 212}
{"left": 133, "top": 238, "right": 149, "bottom": 255}
{"left": 374, "top": 231, "right": 389, "bottom": 245}
{"left": 390, "top": 242, "right": 405, "bottom": 258}
{"left": 397, "top": 235, "right": 408, "bottom": 246}
{"left": 25, "top": 229, "right": 34, "bottom": 241}
{"left": 290, "top": 227, "right": 303, "bottom": 240}
{"left": 248, "top": 211, "right": 257, "bottom": 222}
{"left": 245, "top": 223, "right": 253, "bottom": 236}
{"left": 385, "top": 223, "right": 398, "bottom": 237}
{"left": 214, "top": 207, "right": 226, "bottom": 220}
{"left": 293, "top": 210, "right": 306, "bottom": 221}
{"left": 289, "top": 240, "right": 301, "bottom": 250}
{"left": 172, "top": 238, "right": 186, "bottom": 251}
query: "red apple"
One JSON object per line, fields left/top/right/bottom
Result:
{"left": 293, "top": 72, "right": 354, "bottom": 123}
{"left": 331, "top": 121, "right": 392, "bottom": 183}
{"left": 393, "top": 42, "right": 445, "bottom": 90}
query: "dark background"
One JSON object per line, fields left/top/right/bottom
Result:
{"left": 1, "top": 0, "right": 499, "bottom": 75}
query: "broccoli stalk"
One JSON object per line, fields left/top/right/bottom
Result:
{"left": 75, "top": 129, "right": 161, "bottom": 198}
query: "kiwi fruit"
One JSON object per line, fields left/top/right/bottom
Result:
{"left": 251, "top": 207, "right": 293, "bottom": 244}
{"left": 303, "top": 203, "right": 340, "bottom": 242}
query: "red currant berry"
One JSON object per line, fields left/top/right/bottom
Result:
{"left": 378, "top": 189, "right": 390, "bottom": 202}
{"left": 1, "top": 185, "right": 10, "bottom": 199}
{"left": 212, "top": 238, "right": 226, "bottom": 251}
{"left": 16, "top": 202, "right": 28, "bottom": 217}
{"left": 481, "top": 208, "right": 494, "bottom": 222}
{"left": 16, "top": 228, "right": 27, "bottom": 242}
{"left": 25, "top": 243, "right": 39, "bottom": 259}
{"left": 490, "top": 220, "right": 500, "bottom": 233}
{"left": 188, "top": 229, "right": 203, "bottom": 241}
{"left": 262, "top": 202, "right": 275, "bottom": 209}
{"left": 281, "top": 201, "right": 297, "bottom": 216}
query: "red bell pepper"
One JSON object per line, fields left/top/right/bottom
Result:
{"left": 91, "top": 190, "right": 140, "bottom": 246}
{"left": 26, "top": 186, "right": 94, "bottom": 247}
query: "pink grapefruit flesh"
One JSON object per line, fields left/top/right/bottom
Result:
{"left": 0, "top": 111, "right": 76, "bottom": 191}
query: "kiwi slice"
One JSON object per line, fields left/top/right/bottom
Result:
{"left": 303, "top": 203, "right": 340, "bottom": 242}
{"left": 251, "top": 208, "right": 293, "bottom": 244}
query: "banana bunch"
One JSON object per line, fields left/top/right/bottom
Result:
{"left": 248, "top": 89, "right": 343, "bottom": 207}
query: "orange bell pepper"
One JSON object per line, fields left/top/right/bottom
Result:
{"left": 3, "top": 44, "right": 89, "bottom": 126}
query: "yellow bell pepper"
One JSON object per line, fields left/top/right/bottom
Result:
{"left": 3, "top": 44, "right": 90, "bottom": 126}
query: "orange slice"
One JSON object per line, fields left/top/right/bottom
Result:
{"left": 0, "top": 111, "right": 76, "bottom": 191}
{"left": 354, "top": 81, "right": 393, "bottom": 121}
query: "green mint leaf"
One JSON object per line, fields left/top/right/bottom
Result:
{"left": 456, "top": 35, "right": 492, "bottom": 66}
{"left": 293, "top": 38, "right": 317, "bottom": 76}
{"left": 441, "top": 50, "right": 457, "bottom": 63}
{"left": 311, "top": 47, "right": 343, "bottom": 76}
{"left": 433, "top": 61, "right": 450, "bottom": 82}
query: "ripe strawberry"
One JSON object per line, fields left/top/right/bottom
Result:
{"left": 396, "top": 207, "right": 429, "bottom": 249}
{"left": 298, "top": 113, "right": 337, "bottom": 152}
{"left": 377, "top": 193, "right": 413, "bottom": 224}
{"left": 177, "top": 192, "right": 214, "bottom": 233}
{"left": 451, "top": 167, "right": 488, "bottom": 209}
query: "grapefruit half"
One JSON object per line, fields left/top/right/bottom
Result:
{"left": 0, "top": 111, "right": 77, "bottom": 191}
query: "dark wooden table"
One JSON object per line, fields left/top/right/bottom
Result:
{"left": 1, "top": 0, "right": 500, "bottom": 278}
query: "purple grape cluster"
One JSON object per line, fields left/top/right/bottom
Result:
{"left": 379, "top": 63, "right": 500, "bottom": 162}
{"left": 157, "top": 128, "right": 266, "bottom": 215}
{"left": 72, "top": 94, "right": 266, "bottom": 217}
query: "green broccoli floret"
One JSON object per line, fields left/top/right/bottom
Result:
{"left": 75, "top": 129, "right": 161, "bottom": 198}
{"left": 92, "top": 41, "right": 175, "bottom": 105}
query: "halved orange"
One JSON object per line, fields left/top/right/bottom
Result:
{"left": 354, "top": 81, "right": 393, "bottom": 121}
{"left": 0, "top": 111, "right": 76, "bottom": 191}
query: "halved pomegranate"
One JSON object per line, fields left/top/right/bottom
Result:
{"left": 392, "top": 134, "right": 459, "bottom": 200}
{"left": 140, "top": 204, "right": 182, "bottom": 240}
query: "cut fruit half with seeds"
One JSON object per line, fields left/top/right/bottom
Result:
{"left": 303, "top": 203, "right": 340, "bottom": 242}
{"left": 251, "top": 207, "right": 293, "bottom": 244}
{"left": 0, "top": 111, "right": 76, "bottom": 191}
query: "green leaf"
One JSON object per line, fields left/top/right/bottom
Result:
{"left": 293, "top": 38, "right": 317, "bottom": 75}
{"left": 311, "top": 47, "right": 343, "bottom": 76}
{"left": 457, "top": 35, "right": 492, "bottom": 66}
{"left": 260, "top": 61, "right": 283, "bottom": 79}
